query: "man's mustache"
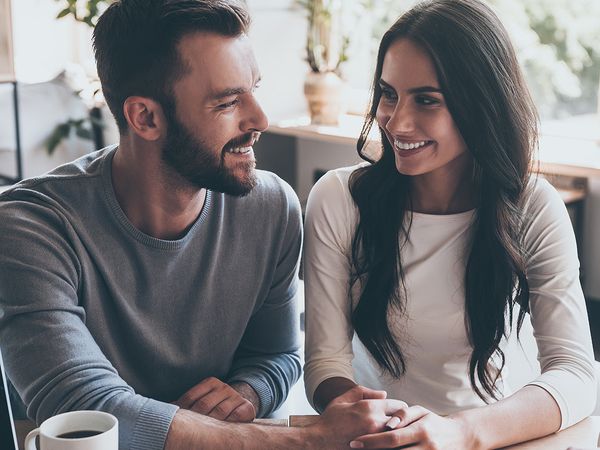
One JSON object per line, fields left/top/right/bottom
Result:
{"left": 224, "top": 132, "right": 261, "bottom": 151}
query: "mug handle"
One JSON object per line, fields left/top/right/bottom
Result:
{"left": 24, "top": 428, "right": 40, "bottom": 450}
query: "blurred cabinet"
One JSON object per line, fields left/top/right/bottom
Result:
{"left": 0, "top": 81, "right": 22, "bottom": 185}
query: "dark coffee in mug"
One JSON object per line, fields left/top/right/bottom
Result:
{"left": 56, "top": 430, "right": 102, "bottom": 439}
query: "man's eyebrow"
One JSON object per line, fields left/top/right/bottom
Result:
{"left": 378, "top": 79, "right": 442, "bottom": 94}
{"left": 210, "top": 87, "right": 247, "bottom": 100}
{"left": 209, "top": 77, "right": 262, "bottom": 101}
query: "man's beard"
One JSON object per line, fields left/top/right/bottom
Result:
{"left": 161, "top": 112, "right": 257, "bottom": 196}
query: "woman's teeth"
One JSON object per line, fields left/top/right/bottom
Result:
{"left": 394, "top": 140, "right": 428, "bottom": 150}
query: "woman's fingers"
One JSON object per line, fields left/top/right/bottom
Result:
{"left": 351, "top": 405, "right": 432, "bottom": 449}
{"left": 386, "top": 405, "right": 430, "bottom": 429}
{"left": 350, "top": 426, "right": 421, "bottom": 449}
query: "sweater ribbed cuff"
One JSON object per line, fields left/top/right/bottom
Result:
{"left": 228, "top": 375, "right": 273, "bottom": 418}
{"left": 129, "top": 399, "right": 179, "bottom": 450}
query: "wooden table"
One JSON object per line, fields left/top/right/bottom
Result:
{"left": 16, "top": 416, "right": 600, "bottom": 449}
{"left": 282, "top": 416, "right": 600, "bottom": 449}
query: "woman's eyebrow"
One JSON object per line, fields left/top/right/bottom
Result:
{"left": 378, "top": 79, "right": 442, "bottom": 94}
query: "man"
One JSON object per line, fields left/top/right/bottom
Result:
{"left": 0, "top": 0, "right": 406, "bottom": 449}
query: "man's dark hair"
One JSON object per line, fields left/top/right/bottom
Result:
{"left": 93, "top": 0, "right": 250, "bottom": 134}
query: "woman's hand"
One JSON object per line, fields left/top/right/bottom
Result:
{"left": 349, "top": 405, "right": 482, "bottom": 449}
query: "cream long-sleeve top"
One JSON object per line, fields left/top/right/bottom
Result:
{"left": 304, "top": 165, "right": 596, "bottom": 430}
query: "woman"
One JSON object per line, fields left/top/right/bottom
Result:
{"left": 303, "top": 0, "right": 596, "bottom": 448}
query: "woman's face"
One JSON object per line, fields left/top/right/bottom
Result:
{"left": 376, "top": 39, "right": 469, "bottom": 179}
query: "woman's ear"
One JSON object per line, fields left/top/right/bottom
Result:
{"left": 122, "top": 96, "right": 167, "bottom": 141}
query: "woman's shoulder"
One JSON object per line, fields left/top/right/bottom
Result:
{"left": 305, "top": 163, "right": 368, "bottom": 233}
{"left": 523, "top": 175, "right": 566, "bottom": 214}
{"left": 521, "top": 175, "right": 573, "bottom": 240}
{"left": 308, "top": 163, "right": 369, "bottom": 205}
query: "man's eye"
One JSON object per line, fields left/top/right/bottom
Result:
{"left": 218, "top": 99, "right": 240, "bottom": 109}
{"left": 416, "top": 95, "right": 440, "bottom": 106}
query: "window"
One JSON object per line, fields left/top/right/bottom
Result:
{"left": 340, "top": 0, "right": 600, "bottom": 127}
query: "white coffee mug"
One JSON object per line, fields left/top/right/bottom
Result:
{"left": 24, "top": 410, "right": 118, "bottom": 450}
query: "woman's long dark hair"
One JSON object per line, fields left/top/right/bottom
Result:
{"left": 350, "top": 0, "right": 538, "bottom": 401}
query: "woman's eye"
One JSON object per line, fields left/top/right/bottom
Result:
{"left": 381, "top": 89, "right": 397, "bottom": 101}
{"left": 416, "top": 95, "right": 440, "bottom": 106}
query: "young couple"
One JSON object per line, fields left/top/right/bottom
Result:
{"left": 0, "top": 0, "right": 594, "bottom": 449}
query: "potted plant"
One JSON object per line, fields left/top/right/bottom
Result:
{"left": 297, "top": 0, "right": 349, "bottom": 125}
{"left": 46, "top": 0, "right": 114, "bottom": 154}
{"left": 55, "top": 0, "right": 113, "bottom": 27}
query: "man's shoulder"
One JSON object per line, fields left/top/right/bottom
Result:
{"left": 0, "top": 146, "right": 115, "bottom": 234}
{"left": 0, "top": 146, "right": 114, "bottom": 200}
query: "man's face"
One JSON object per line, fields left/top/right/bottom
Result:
{"left": 161, "top": 32, "right": 268, "bottom": 196}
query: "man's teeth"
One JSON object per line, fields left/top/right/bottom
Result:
{"left": 394, "top": 140, "right": 428, "bottom": 150}
{"left": 227, "top": 146, "right": 252, "bottom": 154}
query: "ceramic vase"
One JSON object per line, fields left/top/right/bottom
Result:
{"left": 303, "top": 71, "right": 345, "bottom": 126}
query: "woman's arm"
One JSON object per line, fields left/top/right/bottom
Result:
{"left": 304, "top": 168, "right": 363, "bottom": 409}
{"left": 349, "top": 385, "right": 560, "bottom": 449}
{"left": 453, "top": 385, "right": 561, "bottom": 448}
{"left": 313, "top": 377, "right": 359, "bottom": 412}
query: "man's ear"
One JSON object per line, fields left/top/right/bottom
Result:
{"left": 122, "top": 96, "right": 167, "bottom": 141}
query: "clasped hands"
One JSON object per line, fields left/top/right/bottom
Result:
{"left": 173, "top": 378, "right": 476, "bottom": 448}
{"left": 324, "top": 385, "right": 477, "bottom": 450}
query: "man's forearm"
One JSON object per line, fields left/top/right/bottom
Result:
{"left": 164, "top": 409, "right": 309, "bottom": 450}
{"left": 165, "top": 394, "right": 409, "bottom": 450}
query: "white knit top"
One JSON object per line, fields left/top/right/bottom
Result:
{"left": 304, "top": 165, "right": 596, "bottom": 429}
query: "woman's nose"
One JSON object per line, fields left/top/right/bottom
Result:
{"left": 385, "top": 101, "right": 415, "bottom": 135}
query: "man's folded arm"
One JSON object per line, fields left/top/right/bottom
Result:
{"left": 227, "top": 184, "right": 303, "bottom": 417}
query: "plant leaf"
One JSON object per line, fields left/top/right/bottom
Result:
{"left": 56, "top": 8, "right": 71, "bottom": 19}
{"left": 75, "top": 127, "right": 93, "bottom": 140}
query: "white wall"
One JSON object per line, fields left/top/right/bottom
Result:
{"left": 11, "top": 0, "right": 84, "bottom": 83}
{"left": 247, "top": 0, "right": 308, "bottom": 121}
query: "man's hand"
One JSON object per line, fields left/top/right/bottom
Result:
{"left": 174, "top": 377, "right": 256, "bottom": 422}
{"left": 329, "top": 384, "right": 388, "bottom": 406}
{"left": 307, "top": 397, "right": 409, "bottom": 450}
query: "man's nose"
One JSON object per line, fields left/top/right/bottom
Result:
{"left": 242, "top": 95, "right": 269, "bottom": 132}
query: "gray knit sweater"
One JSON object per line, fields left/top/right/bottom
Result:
{"left": 0, "top": 146, "right": 302, "bottom": 450}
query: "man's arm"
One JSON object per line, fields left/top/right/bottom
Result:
{"left": 165, "top": 397, "right": 409, "bottom": 450}
{"left": 0, "top": 201, "right": 177, "bottom": 450}
{"left": 226, "top": 180, "right": 304, "bottom": 417}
